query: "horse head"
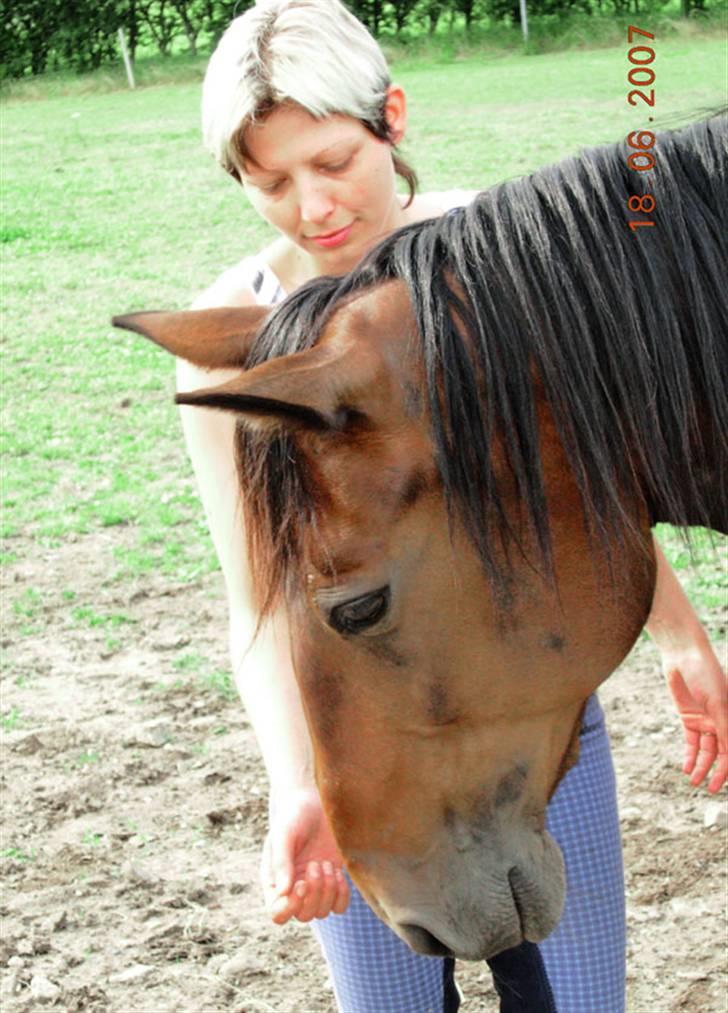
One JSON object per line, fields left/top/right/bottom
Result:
{"left": 114, "top": 279, "right": 654, "bottom": 960}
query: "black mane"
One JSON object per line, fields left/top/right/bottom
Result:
{"left": 239, "top": 114, "right": 728, "bottom": 613}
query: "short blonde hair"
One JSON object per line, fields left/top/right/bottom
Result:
{"left": 202, "top": 0, "right": 416, "bottom": 197}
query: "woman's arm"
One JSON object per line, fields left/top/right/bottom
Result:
{"left": 179, "top": 368, "right": 315, "bottom": 793}
{"left": 176, "top": 274, "right": 348, "bottom": 922}
{"left": 179, "top": 276, "right": 315, "bottom": 793}
{"left": 646, "top": 537, "right": 727, "bottom": 793}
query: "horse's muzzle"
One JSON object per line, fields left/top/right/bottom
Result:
{"left": 358, "top": 825, "right": 567, "bottom": 962}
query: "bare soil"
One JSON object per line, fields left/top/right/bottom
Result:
{"left": 1, "top": 531, "right": 726, "bottom": 1012}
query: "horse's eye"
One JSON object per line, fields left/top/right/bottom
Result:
{"left": 329, "top": 587, "right": 390, "bottom": 635}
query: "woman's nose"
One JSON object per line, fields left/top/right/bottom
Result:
{"left": 298, "top": 179, "right": 335, "bottom": 225}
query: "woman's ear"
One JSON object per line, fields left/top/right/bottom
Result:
{"left": 384, "top": 84, "right": 407, "bottom": 143}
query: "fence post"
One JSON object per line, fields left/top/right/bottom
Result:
{"left": 118, "top": 27, "right": 136, "bottom": 89}
{"left": 520, "top": 0, "right": 529, "bottom": 42}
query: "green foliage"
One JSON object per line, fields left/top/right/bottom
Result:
{"left": 1, "top": 0, "right": 55, "bottom": 77}
{"left": 2, "top": 0, "right": 124, "bottom": 79}
{"left": 2, "top": 0, "right": 726, "bottom": 80}
{"left": 141, "top": 0, "right": 243, "bottom": 57}
{"left": 1, "top": 0, "right": 243, "bottom": 79}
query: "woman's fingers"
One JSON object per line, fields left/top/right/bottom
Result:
{"left": 260, "top": 838, "right": 279, "bottom": 911}
{"left": 707, "top": 697, "right": 728, "bottom": 792}
{"left": 270, "top": 879, "right": 306, "bottom": 925}
{"left": 707, "top": 752, "right": 728, "bottom": 794}
{"left": 669, "top": 667, "right": 727, "bottom": 790}
{"left": 269, "top": 824, "right": 295, "bottom": 899}
{"left": 312, "top": 860, "right": 338, "bottom": 919}
{"left": 682, "top": 726, "right": 700, "bottom": 775}
{"left": 683, "top": 728, "right": 727, "bottom": 792}
{"left": 289, "top": 862, "right": 350, "bottom": 922}
{"left": 292, "top": 863, "right": 327, "bottom": 923}
{"left": 261, "top": 827, "right": 304, "bottom": 924}
{"left": 332, "top": 868, "right": 351, "bottom": 915}
{"left": 690, "top": 733, "right": 717, "bottom": 786}
{"left": 266, "top": 866, "right": 349, "bottom": 923}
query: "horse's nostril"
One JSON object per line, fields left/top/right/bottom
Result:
{"left": 400, "top": 923, "right": 454, "bottom": 958}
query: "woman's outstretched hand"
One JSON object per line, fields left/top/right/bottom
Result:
{"left": 261, "top": 786, "right": 350, "bottom": 925}
{"left": 662, "top": 643, "right": 727, "bottom": 794}
{"left": 647, "top": 538, "right": 727, "bottom": 795}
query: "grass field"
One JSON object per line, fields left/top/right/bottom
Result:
{"left": 2, "top": 34, "right": 726, "bottom": 623}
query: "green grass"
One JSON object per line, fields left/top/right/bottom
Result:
{"left": 13, "top": 672, "right": 36, "bottom": 689}
{"left": 1, "top": 707, "right": 22, "bottom": 731}
{"left": 12, "top": 588, "right": 42, "bottom": 618}
{"left": 2, "top": 37, "right": 726, "bottom": 616}
{"left": 81, "top": 830, "right": 106, "bottom": 847}
{"left": 71, "top": 606, "right": 135, "bottom": 628}
{"left": 171, "top": 651, "right": 237, "bottom": 698}
{"left": 653, "top": 525, "right": 727, "bottom": 611}
{"left": 1, "top": 847, "right": 36, "bottom": 863}
{"left": 201, "top": 669, "right": 236, "bottom": 700}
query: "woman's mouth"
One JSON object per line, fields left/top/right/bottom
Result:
{"left": 308, "top": 223, "right": 354, "bottom": 249}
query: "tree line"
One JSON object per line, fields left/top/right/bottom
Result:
{"left": 1, "top": 0, "right": 714, "bottom": 79}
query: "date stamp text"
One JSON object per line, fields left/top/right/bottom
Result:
{"left": 626, "top": 26, "right": 656, "bottom": 232}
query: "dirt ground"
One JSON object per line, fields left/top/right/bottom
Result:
{"left": 1, "top": 530, "right": 726, "bottom": 1013}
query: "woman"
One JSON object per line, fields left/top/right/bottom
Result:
{"left": 178, "top": 2, "right": 727, "bottom": 1010}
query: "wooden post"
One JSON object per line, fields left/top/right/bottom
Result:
{"left": 520, "top": 0, "right": 529, "bottom": 42}
{"left": 118, "top": 27, "right": 135, "bottom": 89}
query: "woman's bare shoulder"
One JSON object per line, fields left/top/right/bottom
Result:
{"left": 418, "top": 189, "right": 479, "bottom": 213}
{"left": 191, "top": 261, "right": 257, "bottom": 311}
{"left": 193, "top": 236, "right": 291, "bottom": 309}
{"left": 261, "top": 236, "right": 300, "bottom": 292}
{"left": 403, "top": 190, "right": 478, "bottom": 225}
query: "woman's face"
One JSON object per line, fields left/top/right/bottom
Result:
{"left": 239, "top": 91, "right": 407, "bottom": 274}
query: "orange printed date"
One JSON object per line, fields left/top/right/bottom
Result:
{"left": 626, "top": 28, "right": 656, "bottom": 232}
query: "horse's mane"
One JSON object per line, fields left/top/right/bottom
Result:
{"left": 238, "top": 114, "right": 728, "bottom": 616}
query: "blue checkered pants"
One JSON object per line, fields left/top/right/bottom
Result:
{"left": 312, "top": 695, "right": 625, "bottom": 1013}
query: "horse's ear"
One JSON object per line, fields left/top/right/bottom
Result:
{"left": 176, "top": 339, "right": 382, "bottom": 435}
{"left": 111, "top": 306, "right": 271, "bottom": 369}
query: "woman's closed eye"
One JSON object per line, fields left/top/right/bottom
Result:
{"left": 259, "top": 177, "right": 286, "bottom": 195}
{"left": 320, "top": 155, "right": 353, "bottom": 174}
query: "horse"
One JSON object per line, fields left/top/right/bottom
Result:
{"left": 113, "top": 113, "right": 727, "bottom": 961}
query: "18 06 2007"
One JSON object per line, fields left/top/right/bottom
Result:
{"left": 626, "top": 26, "right": 657, "bottom": 232}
